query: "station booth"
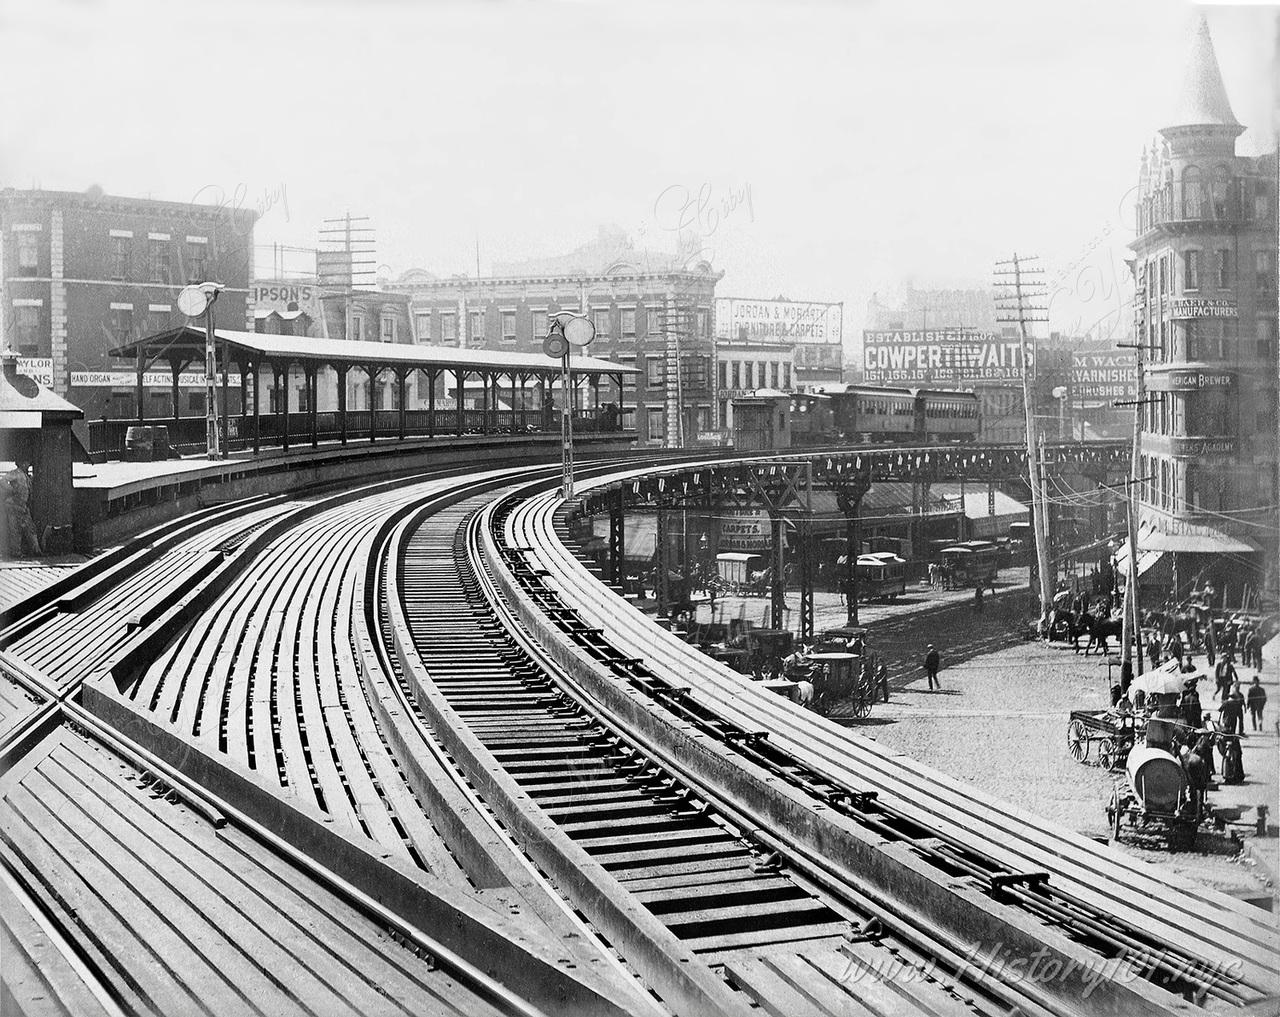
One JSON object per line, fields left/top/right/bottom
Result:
{"left": 0, "top": 349, "right": 83, "bottom": 553}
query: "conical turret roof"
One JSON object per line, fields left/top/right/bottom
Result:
{"left": 1163, "top": 16, "right": 1241, "bottom": 132}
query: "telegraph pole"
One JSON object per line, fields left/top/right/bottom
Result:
{"left": 1116, "top": 341, "right": 1154, "bottom": 676}
{"left": 995, "top": 254, "right": 1053, "bottom": 619}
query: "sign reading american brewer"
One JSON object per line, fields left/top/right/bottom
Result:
{"left": 715, "top": 298, "right": 842, "bottom": 344}
{"left": 862, "top": 329, "right": 1030, "bottom": 384}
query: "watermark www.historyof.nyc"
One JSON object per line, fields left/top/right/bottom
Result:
{"left": 835, "top": 939, "right": 1244, "bottom": 1003}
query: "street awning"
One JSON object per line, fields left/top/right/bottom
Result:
{"left": 1142, "top": 531, "right": 1257, "bottom": 555}
{"left": 1115, "top": 544, "right": 1168, "bottom": 577}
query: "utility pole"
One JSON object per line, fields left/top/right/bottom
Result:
{"left": 1116, "top": 341, "right": 1154, "bottom": 677}
{"left": 994, "top": 254, "right": 1052, "bottom": 619}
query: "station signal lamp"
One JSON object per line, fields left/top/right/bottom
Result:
{"left": 543, "top": 312, "right": 595, "bottom": 500}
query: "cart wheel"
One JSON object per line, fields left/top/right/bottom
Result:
{"left": 1067, "top": 720, "right": 1089, "bottom": 762}
{"left": 851, "top": 695, "right": 873, "bottom": 720}
{"left": 1097, "top": 738, "right": 1116, "bottom": 770}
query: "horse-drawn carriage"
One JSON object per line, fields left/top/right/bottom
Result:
{"left": 784, "top": 645, "right": 879, "bottom": 720}
{"left": 1066, "top": 710, "right": 1139, "bottom": 769}
{"left": 1106, "top": 746, "right": 1202, "bottom": 851}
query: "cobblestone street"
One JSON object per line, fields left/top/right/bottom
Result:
{"left": 863, "top": 619, "right": 1279, "bottom": 903}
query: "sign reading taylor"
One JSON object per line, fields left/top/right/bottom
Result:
{"left": 715, "top": 298, "right": 842, "bottom": 344}
{"left": 862, "top": 329, "right": 1030, "bottom": 384}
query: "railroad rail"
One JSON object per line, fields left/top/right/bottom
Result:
{"left": 0, "top": 445, "right": 1272, "bottom": 1017}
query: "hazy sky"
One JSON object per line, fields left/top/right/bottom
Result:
{"left": 3, "top": 0, "right": 1276, "bottom": 348}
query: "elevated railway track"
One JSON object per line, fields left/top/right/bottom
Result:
{"left": 0, "top": 443, "right": 1272, "bottom": 1017}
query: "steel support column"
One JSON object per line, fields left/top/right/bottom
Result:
{"left": 307, "top": 367, "right": 318, "bottom": 448}
{"left": 456, "top": 370, "right": 465, "bottom": 437}
{"left": 608, "top": 486, "right": 625, "bottom": 585}
{"left": 277, "top": 364, "right": 289, "bottom": 453}
{"left": 837, "top": 469, "right": 872, "bottom": 626}
{"left": 169, "top": 359, "right": 181, "bottom": 429}
{"left": 799, "top": 517, "right": 813, "bottom": 641}
{"left": 655, "top": 504, "right": 669, "bottom": 618}
{"left": 427, "top": 369, "right": 437, "bottom": 437}
{"left": 252, "top": 361, "right": 261, "bottom": 456}
{"left": 396, "top": 368, "right": 407, "bottom": 441}
{"left": 770, "top": 514, "right": 786, "bottom": 631}
{"left": 367, "top": 366, "right": 379, "bottom": 443}
{"left": 337, "top": 365, "right": 348, "bottom": 446}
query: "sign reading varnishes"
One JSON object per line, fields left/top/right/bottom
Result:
{"left": 862, "top": 330, "right": 1029, "bottom": 384}
{"left": 1168, "top": 298, "right": 1237, "bottom": 319}
{"left": 716, "top": 298, "right": 842, "bottom": 343}
{"left": 1071, "top": 351, "right": 1135, "bottom": 402}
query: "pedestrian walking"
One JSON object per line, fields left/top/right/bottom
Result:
{"left": 1147, "top": 632, "right": 1162, "bottom": 669}
{"left": 1243, "top": 628, "right": 1262, "bottom": 671}
{"left": 923, "top": 644, "right": 941, "bottom": 691}
{"left": 1214, "top": 655, "right": 1237, "bottom": 702}
{"left": 973, "top": 586, "right": 984, "bottom": 614}
{"left": 1179, "top": 681, "right": 1203, "bottom": 730}
{"left": 1218, "top": 687, "right": 1245, "bottom": 737}
{"left": 876, "top": 660, "right": 889, "bottom": 703}
{"left": 1246, "top": 676, "right": 1267, "bottom": 731}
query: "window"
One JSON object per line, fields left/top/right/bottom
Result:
{"left": 380, "top": 314, "right": 396, "bottom": 342}
{"left": 149, "top": 241, "right": 169, "bottom": 284}
{"left": 351, "top": 314, "right": 364, "bottom": 341}
{"left": 15, "top": 305, "right": 39, "bottom": 349}
{"left": 1181, "top": 166, "right": 1202, "bottom": 218}
{"left": 769, "top": 362, "right": 779, "bottom": 388}
{"left": 415, "top": 312, "right": 431, "bottom": 340}
{"left": 718, "top": 360, "right": 728, "bottom": 390}
{"left": 696, "top": 309, "right": 708, "bottom": 337}
{"left": 1256, "top": 249, "right": 1276, "bottom": 290}
{"left": 529, "top": 308, "right": 546, "bottom": 339}
{"left": 646, "top": 308, "right": 663, "bottom": 336}
{"left": 1216, "top": 249, "right": 1230, "bottom": 288}
{"left": 782, "top": 363, "right": 791, "bottom": 389}
{"left": 16, "top": 231, "right": 38, "bottom": 273}
{"left": 1211, "top": 165, "right": 1231, "bottom": 219}
{"left": 111, "top": 236, "right": 130, "bottom": 280}
{"left": 592, "top": 307, "right": 610, "bottom": 337}
{"left": 1254, "top": 182, "right": 1271, "bottom": 222}
{"left": 498, "top": 309, "right": 516, "bottom": 342}
{"left": 186, "top": 241, "right": 206, "bottom": 282}
{"left": 111, "top": 306, "right": 133, "bottom": 341}
{"left": 646, "top": 406, "right": 664, "bottom": 442}
{"left": 1158, "top": 258, "right": 1167, "bottom": 295}
{"left": 1182, "top": 250, "right": 1199, "bottom": 290}
{"left": 441, "top": 312, "right": 457, "bottom": 343}
{"left": 1259, "top": 318, "right": 1277, "bottom": 360}
{"left": 618, "top": 354, "right": 636, "bottom": 389}
{"left": 620, "top": 308, "right": 636, "bottom": 336}
{"left": 645, "top": 356, "right": 664, "bottom": 388}
{"left": 468, "top": 310, "right": 484, "bottom": 346}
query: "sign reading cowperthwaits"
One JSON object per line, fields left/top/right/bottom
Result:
{"left": 862, "top": 330, "right": 1029, "bottom": 384}
{"left": 716, "top": 298, "right": 842, "bottom": 343}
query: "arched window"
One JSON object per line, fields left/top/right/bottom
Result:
{"left": 1211, "top": 165, "right": 1231, "bottom": 220}
{"left": 1181, "top": 166, "right": 1202, "bottom": 218}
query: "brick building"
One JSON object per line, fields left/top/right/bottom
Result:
{"left": 716, "top": 339, "right": 795, "bottom": 428}
{"left": 387, "top": 227, "right": 723, "bottom": 446}
{"left": 0, "top": 187, "right": 256, "bottom": 421}
{"left": 1130, "top": 17, "right": 1278, "bottom": 595}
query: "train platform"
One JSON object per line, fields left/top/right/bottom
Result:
{"left": 67, "top": 431, "right": 634, "bottom": 549}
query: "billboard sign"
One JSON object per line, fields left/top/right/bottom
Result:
{"left": 716, "top": 298, "right": 842, "bottom": 344}
{"left": 716, "top": 506, "right": 772, "bottom": 552}
{"left": 16, "top": 357, "right": 53, "bottom": 387}
{"left": 70, "top": 370, "right": 225, "bottom": 389}
{"left": 1071, "top": 351, "right": 1135, "bottom": 403}
{"left": 794, "top": 343, "right": 842, "bottom": 371}
{"left": 862, "top": 329, "right": 1029, "bottom": 384}
{"left": 250, "top": 280, "right": 323, "bottom": 320}
{"left": 1169, "top": 298, "right": 1237, "bottom": 319}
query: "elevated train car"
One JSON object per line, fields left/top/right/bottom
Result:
{"left": 787, "top": 385, "right": 980, "bottom": 446}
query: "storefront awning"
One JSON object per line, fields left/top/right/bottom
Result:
{"left": 1141, "top": 531, "right": 1257, "bottom": 555}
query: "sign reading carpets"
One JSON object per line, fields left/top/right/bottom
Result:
{"left": 716, "top": 506, "right": 771, "bottom": 552}
{"left": 715, "top": 298, "right": 842, "bottom": 343}
{"left": 1071, "top": 351, "right": 1135, "bottom": 402}
{"left": 862, "top": 330, "right": 1030, "bottom": 384}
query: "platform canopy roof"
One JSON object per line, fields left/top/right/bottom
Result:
{"left": 110, "top": 326, "right": 636, "bottom": 379}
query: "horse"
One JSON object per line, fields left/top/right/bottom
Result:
{"left": 1083, "top": 614, "right": 1125, "bottom": 655}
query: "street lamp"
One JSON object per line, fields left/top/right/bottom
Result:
{"left": 177, "top": 282, "right": 226, "bottom": 459}
{"left": 544, "top": 312, "right": 595, "bottom": 499}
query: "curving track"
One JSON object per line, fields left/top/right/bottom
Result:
{"left": 1, "top": 449, "right": 1274, "bottom": 1017}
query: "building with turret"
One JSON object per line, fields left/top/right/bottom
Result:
{"left": 1130, "top": 17, "right": 1278, "bottom": 599}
